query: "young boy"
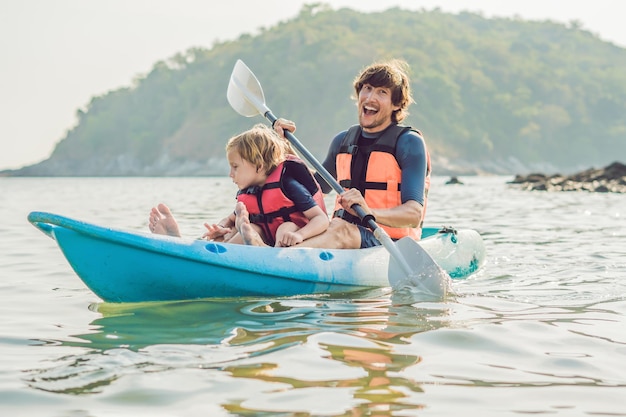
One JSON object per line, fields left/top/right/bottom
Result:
{"left": 150, "top": 124, "right": 328, "bottom": 247}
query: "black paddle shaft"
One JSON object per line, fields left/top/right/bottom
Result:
{"left": 264, "top": 111, "right": 377, "bottom": 230}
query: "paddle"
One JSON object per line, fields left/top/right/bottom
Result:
{"left": 226, "top": 59, "right": 451, "bottom": 297}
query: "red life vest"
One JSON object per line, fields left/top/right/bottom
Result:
{"left": 334, "top": 124, "right": 431, "bottom": 240}
{"left": 237, "top": 155, "right": 326, "bottom": 246}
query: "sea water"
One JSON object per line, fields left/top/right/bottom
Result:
{"left": 0, "top": 176, "right": 624, "bottom": 416}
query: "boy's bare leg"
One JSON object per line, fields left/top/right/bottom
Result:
{"left": 235, "top": 202, "right": 267, "bottom": 246}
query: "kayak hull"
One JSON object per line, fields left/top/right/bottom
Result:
{"left": 28, "top": 211, "right": 486, "bottom": 302}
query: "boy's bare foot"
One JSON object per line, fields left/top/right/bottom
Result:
{"left": 148, "top": 203, "right": 181, "bottom": 237}
{"left": 235, "top": 202, "right": 267, "bottom": 246}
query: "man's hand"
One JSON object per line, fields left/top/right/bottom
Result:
{"left": 272, "top": 118, "right": 296, "bottom": 138}
{"left": 339, "top": 188, "right": 372, "bottom": 217}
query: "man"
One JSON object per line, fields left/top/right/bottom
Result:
{"left": 237, "top": 59, "right": 431, "bottom": 249}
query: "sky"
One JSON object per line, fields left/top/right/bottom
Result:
{"left": 1, "top": 0, "right": 624, "bottom": 171}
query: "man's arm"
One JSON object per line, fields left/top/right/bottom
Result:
{"left": 313, "top": 131, "right": 347, "bottom": 194}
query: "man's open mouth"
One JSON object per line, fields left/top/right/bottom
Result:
{"left": 363, "top": 105, "right": 378, "bottom": 115}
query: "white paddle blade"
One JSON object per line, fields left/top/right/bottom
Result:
{"left": 227, "top": 59, "right": 268, "bottom": 117}
{"left": 388, "top": 237, "right": 452, "bottom": 298}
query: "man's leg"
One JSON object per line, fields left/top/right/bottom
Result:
{"left": 149, "top": 203, "right": 182, "bottom": 237}
{"left": 294, "top": 218, "right": 361, "bottom": 249}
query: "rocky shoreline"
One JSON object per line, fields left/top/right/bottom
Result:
{"left": 508, "top": 161, "right": 626, "bottom": 193}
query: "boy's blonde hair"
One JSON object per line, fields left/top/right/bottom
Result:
{"left": 226, "top": 123, "right": 293, "bottom": 176}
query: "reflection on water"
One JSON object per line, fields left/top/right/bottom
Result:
{"left": 25, "top": 292, "right": 452, "bottom": 415}
{"left": 7, "top": 177, "right": 626, "bottom": 415}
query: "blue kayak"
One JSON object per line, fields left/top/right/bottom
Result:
{"left": 28, "top": 211, "right": 486, "bottom": 303}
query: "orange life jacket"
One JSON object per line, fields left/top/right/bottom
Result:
{"left": 334, "top": 124, "right": 431, "bottom": 240}
{"left": 237, "top": 155, "right": 326, "bottom": 246}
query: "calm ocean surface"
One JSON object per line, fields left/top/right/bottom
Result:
{"left": 1, "top": 176, "right": 624, "bottom": 416}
